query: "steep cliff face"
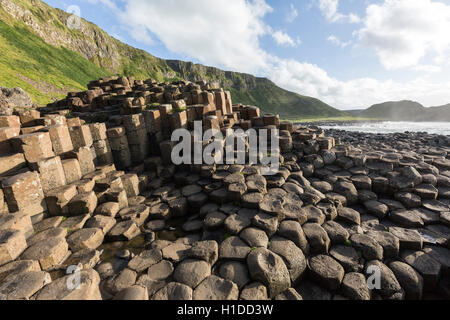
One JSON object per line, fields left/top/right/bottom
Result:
{"left": 166, "top": 60, "right": 259, "bottom": 90}
{"left": 0, "top": 0, "right": 346, "bottom": 118}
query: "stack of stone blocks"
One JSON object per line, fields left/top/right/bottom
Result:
{"left": 0, "top": 77, "right": 339, "bottom": 300}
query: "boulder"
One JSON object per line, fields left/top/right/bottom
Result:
{"left": 278, "top": 220, "right": 309, "bottom": 254}
{"left": 337, "top": 207, "right": 361, "bottom": 225}
{"left": 329, "top": 245, "right": 364, "bottom": 273}
{"left": 107, "top": 220, "right": 140, "bottom": 242}
{"left": 173, "top": 259, "right": 211, "bottom": 288}
{"left": 219, "top": 236, "right": 250, "bottom": 261}
{"left": 68, "top": 192, "right": 97, "bottom": 216}
{"left": 401, "top": 250, "right": 442, "bottom": 291}
{"left": 0, "top": 271, "right": 51, "bottom": 300}
{"left": 308, "top": 254, "right": 344, "bottom": 291}
{"left": 36, "top": 269, "right": 101, "bottom": 300}
{"left": 269, "top": 237, "right": 307, "bottom": 283}
{"left": 240, "top": 282, "right": 268, "bottom": 300}
{"left": 187, "top": 240, "right": 218, "bottom": 265}
{"left": 152, "top": 282, "right": 193, "bottom": 300}
{"left": 364, "top": 260, "right": 402, "bottom": 298}
{"left": 193, "top": 275, "right": 239, "bottom": 300}
{"left": 322, "top": 221, "right": 349, "bottom": 245}
{"left": 128, "top": 249, "right": 162, "bottom": 273}
{"left": 0, "top": 229, "right": 27, "bottom": 265}
{"left": 350, "top": 234, "right": 383, "bottom": 261}
{"left": 113, "top": 285, "right": 149, "bottom": 300}
{"left": 67, "top": 228, "right": 104, "bottom": 252}
{"left": 302, "top": 223, "right": 330, "bottom": 254}
{"left": 147, "top": 260, "right": 174, "bottom": 281}
{"left": 240, "top": 228, "right": 269, "bottom": 248}
{"left": 389, "top": 261, "right": 423, "bottom": 300}
{"left": 219, "top": 261, "right": 250, "bottom": 289}
{"left": 247, "top": 248, "right": 291, "bottom": 298}
{"left": 20, "top": 237, "right": 69, "bottom": 271}
{"left": 341, "top": 272, "right": 371, "bottom": 300}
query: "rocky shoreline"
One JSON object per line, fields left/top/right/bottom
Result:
{"left": 0, "top": 77, "right": 449, "bottom": 300}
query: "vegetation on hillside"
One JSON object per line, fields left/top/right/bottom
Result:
{"left": 0, "top": 0, "right": 347, "bottom": 119}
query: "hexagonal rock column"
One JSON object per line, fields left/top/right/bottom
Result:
{"left": 143, "top": 110, "right": 161, "bottom": 134}
{"left": 247, "top": 247, "right": 291, "bottom": 298}
{"left": 10, "top": 131, "right": 55, "bottom": 163}
{"left": 35, "top": 269, "right": 102, "bottom": 300}
{"left": 107, "top": 127, "right": 132, "bottom": 170}
{"left": 0, "top": 152, "right": 26, "bottom": 176}
{"left": 66, "top": 228, "right": 104, "bottom": 252}
{"left": 0, "top": 270, "right": 52, "bottom": 300}
{"left": 45, "top": 184, "right": 78, "bottom": 216}
{"left": 90, "top": 123, "right": 113, "bottom": 165}
{"left": 20, "top": 237, "right": 69, "bottom": 271}
{"left": 0, "top": 230, "right": 27, "bottom": 265}
{"left": 169, "top": 110, "right": 188, "bottom": 132}
{"left": 68, "top": 191, "right": 98, "bottom": 216}
{"left": 17, "top": 109, "right": 40, "bottom": 127}
{"left": 61, "top": 146, "right": 95, "bottom": 176}
{"left": 0, "top": 126, "right": 21, "bottom": 155}
{"left": 69, "top": 125, "right": 93, "bottom": 150}
{"left": 120, "top": 173, "right": 140, "bottom": 198}
{"left": 193, "top": 275, "right": 239, "bottom": 300}
{"left": 41, "top": 124, "right": 73, "bottom": 155}
{"left": 61, "top": 158, "right": 82, "bottom": 184}
{"left": 0, "top": 211, "right": 33, "bottom": 239}
{"left": 2, "top": 171, "right": 47, "bottom": 219}
{"left": 123, "top": 114, "right": 148, "bottom": 164}
{"left": 0, "top": 115, "right": 20, "bottom": 128}
{"left": 33, "top": 156, "right": 67, "bottom": 194}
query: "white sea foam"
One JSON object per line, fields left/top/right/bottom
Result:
{"left": 320, "top": 122, "right": 450, "bottom": 135}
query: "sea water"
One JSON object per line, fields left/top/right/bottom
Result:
{"left": 319, "top": 121, "right": 450, "bottom": 135}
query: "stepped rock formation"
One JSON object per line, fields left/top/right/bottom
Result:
{"left": 0, "top": 77, "right": 449, "bottom": 300}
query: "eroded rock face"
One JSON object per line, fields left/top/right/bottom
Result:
{"left": 0, "top": 87, "right": 33, "bottom": 116}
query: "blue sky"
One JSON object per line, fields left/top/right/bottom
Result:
{"left": 44, "top": 0, "right": 450, "bottom": 110}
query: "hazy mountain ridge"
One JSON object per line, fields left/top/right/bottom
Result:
{"left": 0, "top": 0, "right": 347, "bottom": 118}
{"left": 355, "top": 100, "right": 450, "bottom": 122}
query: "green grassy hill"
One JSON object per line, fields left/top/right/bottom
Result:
{"left": 0, "top": 20, "right": 109, "bottom": 105}
{"left": 0, "top": 0, "right": 347, "bottom": 118}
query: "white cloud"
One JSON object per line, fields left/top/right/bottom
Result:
{"left": 412, "top": 65, "right": 442, "bottom": 74}
{"left": 270, "top": 59, "right": 450, "bottom": 109}
{"left": 117, "top": 0, "right": 272, "bottom": 74}
{"left": 327, "top": 35, "right": 351, "bottom": 48}
{"left": 95, "top": 0, "right": 450, "bottom": 110}
{"left": 347, "top": 13, "right": 361, "bottom": 24}
{"left": 357, "top": 0, "right": 450, "bottom": 70}
{"left": 286, "top": 3, "right": 299, "bottom": 23}
{"left": 272, "top": 30, "right": 301, "bottom": 47}
{"left": 316, "top": 0, "right": 361, "bottom": 23}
